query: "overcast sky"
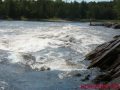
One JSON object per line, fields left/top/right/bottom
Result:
{"left": 64, "top": 0, "right": 112, "bottom": 2}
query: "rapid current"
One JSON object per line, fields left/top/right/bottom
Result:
{"left": 0, "top": 21, "right": 120, "bottom": 90}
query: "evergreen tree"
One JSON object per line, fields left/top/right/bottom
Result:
{"left": 114, "top": 0, "right": 120, "bottom": 19}
{"left": 0, "top": 0, "right": 118, "bottom": 20}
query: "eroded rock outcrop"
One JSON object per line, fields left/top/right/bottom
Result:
{"left": 86, "top": 35, "right": 120, "bottom": 83}
{"left": 90, "top": 22, "right": 120, "bottom": 29}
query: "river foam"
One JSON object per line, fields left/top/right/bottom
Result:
{"left": 0, "top": 21, "right": 119, "bottom": 90}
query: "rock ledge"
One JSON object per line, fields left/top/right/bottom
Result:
{"left": 86, "top": 35, "right": 120, "bottom": 83}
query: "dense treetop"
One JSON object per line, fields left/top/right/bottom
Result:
{"left": 0, "top": 0, "right": 119, "bottom": 20}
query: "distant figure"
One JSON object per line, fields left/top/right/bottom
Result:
{"left": 90, "top": 18, "right": 92, "bottom": 26}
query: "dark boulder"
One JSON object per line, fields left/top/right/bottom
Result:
{"left": 112, "top": 24, "right": 120, "bottom": 29}
{"left": 104, "top": 23, "right": 114, "bottom": 28}
{"left": 81, "top": 75, "right": 90, "bottom": 81}
{"left": 40, "top": 66, "right": 50, "bottom": 71}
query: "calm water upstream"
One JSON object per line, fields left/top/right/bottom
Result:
{"left": 0, "top": 21, "right": 120, "bottom": 90}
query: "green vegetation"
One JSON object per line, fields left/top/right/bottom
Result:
{"left": 114, "top": 0, "right": 120, "bottom": 19}
{"left": 0, "top": 0, "right": 119, "bottom": 20}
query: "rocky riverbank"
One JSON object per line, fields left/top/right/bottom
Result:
{"left": 86, "top": 35, "right": 120, "bottom": 83}
{"left": 90, "top": 22, "right": 120, "bottom": 29}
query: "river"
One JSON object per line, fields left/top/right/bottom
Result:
{"left": 0, "top": 21, "right": 120, "bottom": 90}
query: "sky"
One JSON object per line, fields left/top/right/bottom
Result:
{"left": 64, "top": 0, "right": 112, "bottom": 2}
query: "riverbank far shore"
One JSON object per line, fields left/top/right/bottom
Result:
{"left": 0, "top": 18, "right": 120, "bottom": 23}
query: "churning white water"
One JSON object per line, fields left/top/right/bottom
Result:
{"left": 0, "top": 21, "right": 119, "bottom": 90}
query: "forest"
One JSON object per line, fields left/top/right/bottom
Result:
{"left": 0, "top": 0, "right": 120, "bottom": 20}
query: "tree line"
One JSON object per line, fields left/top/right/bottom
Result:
{"left": 0, "top": 0, "right": 119, "bottom": 20}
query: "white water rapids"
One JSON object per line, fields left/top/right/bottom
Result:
{"left": 0, "top": 21, "right": 120, "bottom": 90}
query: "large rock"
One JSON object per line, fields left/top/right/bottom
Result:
{"left": 40, "top": 66, "right": 50, "bottom": 71}
{"left": 112, "top": 24, "right": 120, "bottom": 29}
{"left": 89, "top": 22, "right": 120, "bottom": 29}
{"left": 22, "top": 53, "right": 36, "bottom": 65}
{"left": 86, "top": 35, "right": 120, "bottom": 83}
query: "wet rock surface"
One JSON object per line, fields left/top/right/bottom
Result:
{"left": 90, "top": 22, "right": 120, "bottom": 29}
{"left": 40, "top": 66, "right": 51, "bottom": 71}
{"left": 86, "top": 35, "right": 120, "bottom": 83}
{"left": 112, "top": 24, "right": 120, "bottom": 29}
